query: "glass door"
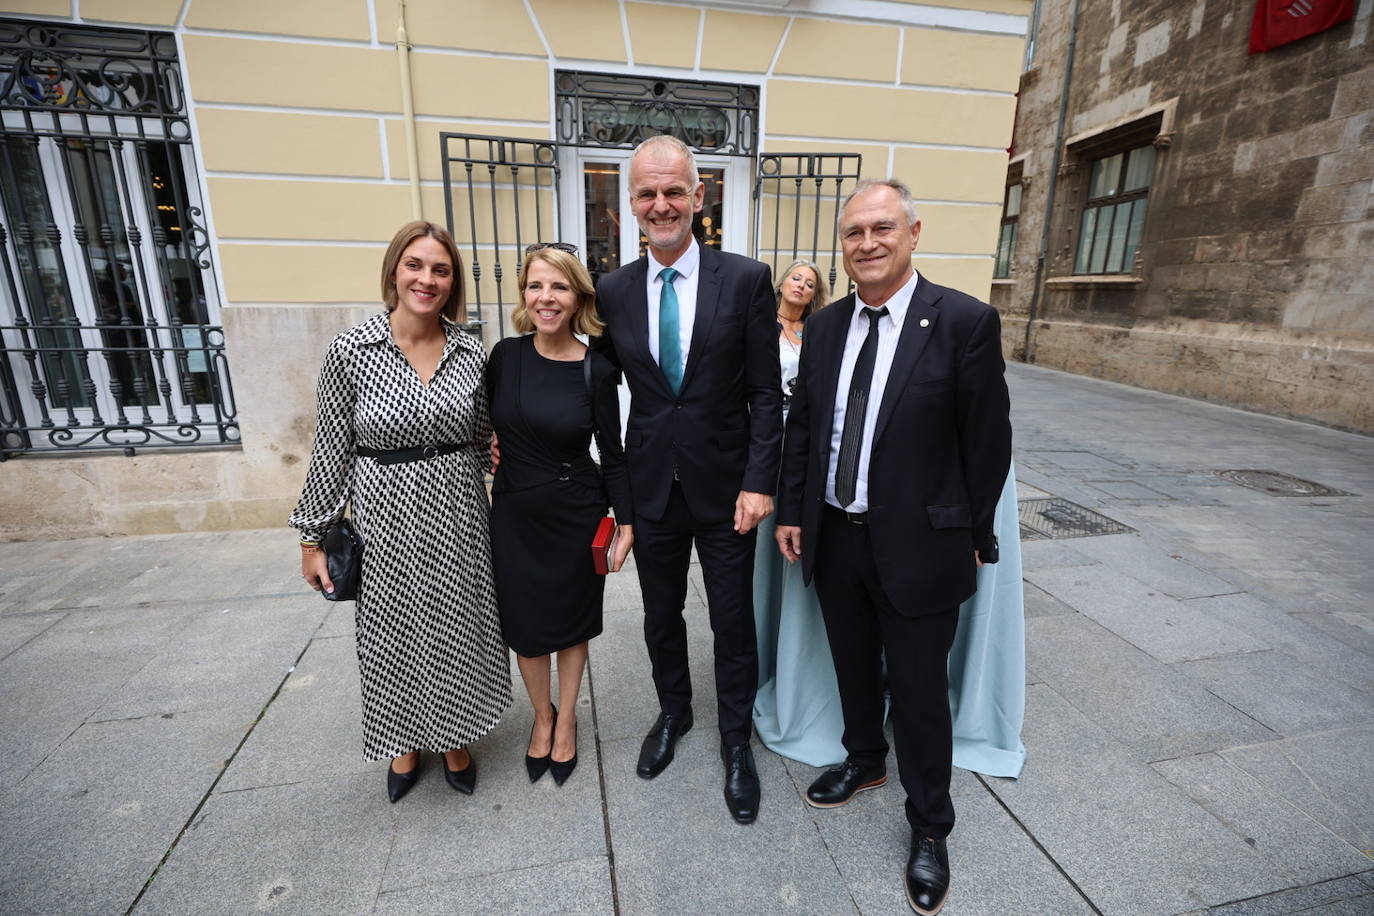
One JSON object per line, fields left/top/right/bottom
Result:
{"left": 560, "top": 147, "right": 751, "bottom": 282}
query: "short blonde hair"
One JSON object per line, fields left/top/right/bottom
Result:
{"left": 774, "top": 259, "right": 830, "bottom": 319}
{"left": 511, "top": 247, "right": 605, "bottom": 337}
{"left": 380, "top": 220, "right": 466, "bottom": 322}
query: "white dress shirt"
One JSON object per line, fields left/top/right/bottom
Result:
{"left": 646, "top": 238, "right": 700, "bottom": 382}
{"left": 825, "top": 269, "right": 920, "bottom": 512}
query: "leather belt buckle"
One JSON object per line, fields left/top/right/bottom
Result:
{"left": 673, "top": 466, "right": 680, "bottom": 482}
{"left": 422, "top": 444, "right": 439, "bottom": 460}
{"left": 558, "top": 462, "right": 572, "bottom": 481}
{"left": 826, "top": 505, "right": 867, "bottom": 525}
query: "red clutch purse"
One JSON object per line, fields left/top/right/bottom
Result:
{"left": 591, "top": 516, "right": 617, "bottom": 575}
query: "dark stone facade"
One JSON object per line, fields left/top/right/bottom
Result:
{"left": 994, "top": 0, "right": 1373, "bottom": 433}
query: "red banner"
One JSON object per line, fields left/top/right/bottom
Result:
{"left": 1250, "top": 0, "right": 1355, "bottom": 53}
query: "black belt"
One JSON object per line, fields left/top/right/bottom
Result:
{"left": 824, "top": 504, "right": 868, "bottom": 525}
{"left": 356, "top": 443, "right": 463, "bottom": 465}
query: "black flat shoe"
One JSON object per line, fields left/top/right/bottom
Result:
{"left": 550, "top": 716, "right": 578, "bottom": 786}
{"left": 805, "top": 759, "right": 887, "bottom": 809}
{"left": 905, "top": 835, "right": 951, "bottom": 915}
{"left": 721, "top": 743, "right": 760, "bottom": 824}
{"left": 526, "top": 705, "right": 556, "bottom": 783}
{"left": 636, "top": 709, "right": 693, "bottom": 779}
{"left": 443, "top": 749, "right": 477, "bottom": 795}
{"left": 387, "top": 754, "right": 421, "bottom": 803}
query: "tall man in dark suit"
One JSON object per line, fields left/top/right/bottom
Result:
{"left": 594, "top": 135, "right": 782, "bottom": 824}
{"left": 776, "top": 179, "right": 1011, "bottom": 914}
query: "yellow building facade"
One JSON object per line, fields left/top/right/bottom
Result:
{"left": 0, "top": 0, "right": 1028, "bottom": 538}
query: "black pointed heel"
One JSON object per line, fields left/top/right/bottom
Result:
{"left": 525, "top": 704, "right": 556, "bottom": 783}
{"left": 443, "top": 748, "right": 477, "bottom": 795}
{"left": 550, "top": 716, "right": 578, "bottom": 786}
{"left": 387, "top": 753, "right": 421, "bottom": 803}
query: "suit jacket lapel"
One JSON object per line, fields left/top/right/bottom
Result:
{"left": 874, "top": 277, "right": 940, "bottom": 443}
{"left": 814, "top": 294, "right": 854, "bottom": 468}
{"left": 680, "top": 246, "right": 721, "bottom": 394}
{"left": 621, "top": 257, "right": 673, "bottom": 399}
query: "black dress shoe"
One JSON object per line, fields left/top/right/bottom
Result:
{"left": 636, "top": 709, "right": 693, "bottom": 779}
{"left": 905, "top": 836, "right": 950, "bottom": 915}
{"left": 721, "top": 743, "right": 760, "bottom": 824}
{"left": 805, "top": 759, "right": 887, "bottom": 809}
{"left": 550, "top": 716, "right": 578, "bottom": 786}
{"left": 442, "top": 750, "right": 477, "bottom": 795}
{"left": 387, "top": 755, "right": 421, "bottom": 803}
{"left": 526, "top": 705, "right": 556, "bottom": 783}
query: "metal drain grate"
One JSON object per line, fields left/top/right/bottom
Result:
{"left": 1018, "top": 498, "right": 1136, "bottom": 540}
{"left": 1215, "top": 469, "right": 1352, "bottom": 497}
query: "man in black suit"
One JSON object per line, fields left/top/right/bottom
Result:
{"left": 594, "top": 135, "right": 781, "bottom": 824}
{"left": 775, "top": 178, "right": 1011, "bottom": 914}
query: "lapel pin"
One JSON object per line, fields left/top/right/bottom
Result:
{"left": 919, "top": 318, "right": 929, "bottom": 328}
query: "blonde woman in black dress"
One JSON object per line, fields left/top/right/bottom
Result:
{"left": 487, "top": 244, "right": 634, "bottom": 785}
{"left": 292, "top": 220, "right": 511, "bottom": 803}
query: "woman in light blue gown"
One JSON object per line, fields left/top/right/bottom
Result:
{"left": 752, "top": 262, "right": 1027, "bottom": 778}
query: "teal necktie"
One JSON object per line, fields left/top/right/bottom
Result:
{"left": 658, "top": 266, "right": 683, "bottom": 394}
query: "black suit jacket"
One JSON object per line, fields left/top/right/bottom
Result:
{"left": 594, "top": 245, "right": 782, "bottom": 524}
{"left": 776, "top": 275, "right": 1012, "bottom": 614}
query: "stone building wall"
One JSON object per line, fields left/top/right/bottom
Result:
{"left": 1, "top": 0, "right": 1028, "bottom": 539}
{"left": 993, "top": 0, "right": 1374, "bottom": 433}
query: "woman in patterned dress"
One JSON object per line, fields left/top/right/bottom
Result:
{"left": 487, "top": 244, "right": 633, "bottom": 786}
{"left": 291, "top": 221, "right": 512, "bottom": 803}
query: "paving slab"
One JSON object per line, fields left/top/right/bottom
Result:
{"left": 1178, "top": 650, "right": 1374, "bottom": 736}
{"left": 817, "top": 790, "right": 1096, "bottom": 916}
{"left": 217, "top": 634, "right": 372, "bottom": 792}
{"left": 135, "top": 773, "right": 394, "bottom": 915}
{"left": 986, "top": 685, "right": 1294, "bottom": 916}
{"left": 0, "top": 609, "right": 64, "bottom": 659}
{"left": 1021, "top": 581, "right": 1078, "bottom": 618}
{"left": 1058, "top": 533, "right": 1241, "bottom": 599}
{"left": 1084, "top": 479, "right": 1175, "bottom": 500}
{"left": 1188, "top": 593, "right": 1374, "bottom": 695}
{"left": 599, "top": 735, "right": 855, "bottom": 915}
{"left": 0, "top": 601, "right": 200, "bottom": 784}
{"left": 373, "top": 856, "right": 614, "bottom": 915}
{"left": 1027, "top": 564, "right": 1267, "bottom": 664}
{"left": 1017, "top": 538, "right": 1100, "bottom": 572}
{"left": 1221, "top": 727, "right": 1374, "bottom": 854}
{"left": 93, "top": 594, "right": 328, "bottom": 721}
{"left": 587, "top": 592, "right": 720, "bottom": 744}
{"left": 380, "top": 681, "right": 605, "bottom": 893}
{"left": 1152, "top": 752, "right": 1372, "bottom": 886}
{"left": 1197, "top": 875, "right": 1374, "bottom": 916}
{"left": 0, "top": 708, "right": 249, "bottom": 916}
{"left": 1294, "top": 609, "right": 1374, "bottom": 660}
{"left": 1026, "top": 614, "right": 1275, "bottom": 761}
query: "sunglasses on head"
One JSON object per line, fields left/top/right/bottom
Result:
{"left": 525, "top": 242, "right": 579, "bottom": 255}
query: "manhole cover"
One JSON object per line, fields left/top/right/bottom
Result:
{"left": 1215, "top": 470, "right": 1352, "bottom": 497}
{"left": 1018, "top": 498, "right": 1135, "bottom": 540}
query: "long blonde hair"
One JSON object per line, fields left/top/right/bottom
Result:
{"left": 511, "top": 247, "right": 605, "bottom": 337}
{"left": 774, "top": 259, "right": 829, "bottom": 319}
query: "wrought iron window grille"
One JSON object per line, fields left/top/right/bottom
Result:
{"left": 556, "top": 70, "right": 759, "bottom": 158}
{"left": 752, "top": 153, "right": 862, "bottom": 296}
{"left": 0, "top": 18, "right": 234, "bottom": 458}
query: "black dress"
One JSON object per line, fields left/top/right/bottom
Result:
{"left": 487, "top": 335, "right": 634, "bottom": 657}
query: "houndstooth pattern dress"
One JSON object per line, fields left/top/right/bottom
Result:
{"left": 290, "top": 313, "right": 512, "bottom": 761}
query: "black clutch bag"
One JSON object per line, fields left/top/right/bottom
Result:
{"left": 322, "top": 518, "right": 364, "bottom": 601}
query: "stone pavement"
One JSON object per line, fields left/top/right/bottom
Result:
{"left": 2, "top": 361, "right": 1372, "bottom": 916}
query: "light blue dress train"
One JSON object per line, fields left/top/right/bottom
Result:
{"left": 753, "top": 420, "right": 1027, "bottom": 777}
